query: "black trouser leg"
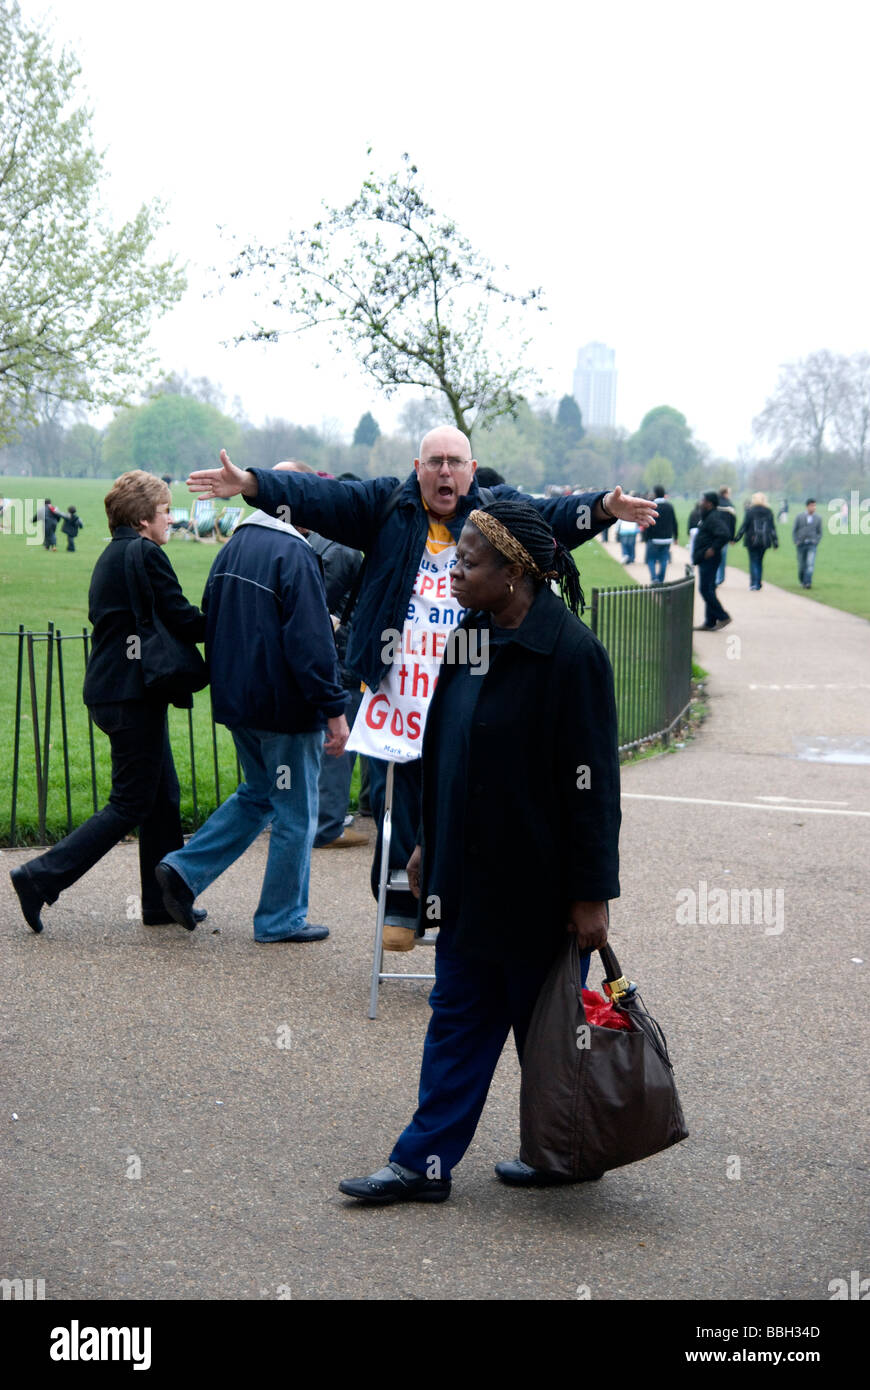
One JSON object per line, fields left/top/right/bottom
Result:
{"left": 137, "top": 715, "right": 184, "bottom": 916}
{"left": 368, "top": 756, "right": 423, "bottom": 921}
{"left": 698, "top": 558, "right": 729, "bottom": 626}
{"left": 23, "top": 702, "right": 175, "bottom": 913}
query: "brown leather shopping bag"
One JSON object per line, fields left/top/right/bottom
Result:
{"left": 519, "top": 937, "right": 688, "bottom": 1179}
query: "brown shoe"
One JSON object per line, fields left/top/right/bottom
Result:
{"left": 383, "top": 924, "right": 416, "bottom": 952}
{"left": 316, "top": 829, "right": 369, "bottom": 848}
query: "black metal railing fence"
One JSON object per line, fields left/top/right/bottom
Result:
{"left": 2, "top": 573, "right": 696, "bottom": 844}
{"left": 589, "top": 567, "right": 695, "bottom": 751}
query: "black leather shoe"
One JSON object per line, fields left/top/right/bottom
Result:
{"left": 257, "top": 924, "right": 330, "bottom": 943}
{"left": 494, "top": 1158, "right": 602, "bottom": 1187}
{"left": 339, "top": 1162, "right": 451, "bottom": 1204}
{"left": 154, "top": 863, "right": 199, "bottom": 931}
{"left": 10, "top": 866, "right": 45, "bottom": 934}
{"left": 143, "top": 907, "right": 207, "bottom": 926}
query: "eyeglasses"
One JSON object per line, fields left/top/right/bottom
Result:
{"left": 420, "top": 456, "right": 473, "bottom": 471}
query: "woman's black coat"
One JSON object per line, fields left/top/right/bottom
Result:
{"left": 82, "top": 526, "right": 206, "bottom": 706}
{"left": 418, "top": 584, "right": 621, "bottom": 966}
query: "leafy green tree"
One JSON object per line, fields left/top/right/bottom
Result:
{"left": 555, "top": 394, "right": 584, "bottom": 444}
{"left": 0, "top": 1, "right": 186, "bottom": 445}
{"left": 642, "top": 454, "right": 675, "bottom": 492}
{"left": 352, "top": 411, "right": 381, "bottom": 447}
{"left": 228, "top": 153, "right": 544, "bottom": 436}
{"left": 131, "top": 395, "right": 241, "bottom": 477}
{"left": 628, "top": 406, "right": 702, "bottom": 488}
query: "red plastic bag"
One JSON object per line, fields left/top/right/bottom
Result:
{"left": 582, "top": 988, "right": 632, "bottom": 1031}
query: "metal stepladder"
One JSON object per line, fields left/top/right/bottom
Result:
{"left": 368, "top": 759, "right": 437, "bottom": 1018}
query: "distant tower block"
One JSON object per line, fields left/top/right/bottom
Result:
{"left": 573, "top": 342, "right": 617, "bottom": 430}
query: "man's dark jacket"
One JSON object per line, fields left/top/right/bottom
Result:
{"left": 247, "top": 468, "right": 611, "bottom": 692}
{"left": 202, "top": 516, "right": 346, "bottom": 734}
{"left": 82, "top": 526, "right": 206, "bottom": 706}
{"left": 644, "top": 498, "right": 678, "bottom": 543}
{"left": 693, "top": 505, "right": 732, "bottom": 561}
{"left": 304, "top": 530, "right": 362, "bottom": 682}
{"left": 417, "top": 584, "right": 621, "bottom": 966}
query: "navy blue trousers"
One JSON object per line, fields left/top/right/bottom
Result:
{"left": 390, "top": 931, "right": 590, "bottom": 1180}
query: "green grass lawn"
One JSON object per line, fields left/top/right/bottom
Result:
{"left": 670, "top": 496, "right": 870, "bottom": 621}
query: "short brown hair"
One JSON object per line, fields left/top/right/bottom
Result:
{"left": 104, "top": 471, "right": 170, "bottom": 531}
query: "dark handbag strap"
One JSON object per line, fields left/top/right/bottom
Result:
{"left": 124, "top": 537, "right": 155, "bottom": 628}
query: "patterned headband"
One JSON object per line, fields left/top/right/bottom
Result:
{"left": 468, "top": 510, "right": 557, "bottom": 580}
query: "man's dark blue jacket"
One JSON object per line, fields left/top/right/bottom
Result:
{"left": 202, "top": 514, "right": 347, "bottom": 734}
{"left": 247, "top": 468, "right": 611, "bottom": 692}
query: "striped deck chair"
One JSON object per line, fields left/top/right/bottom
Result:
{"left": 191, "top": 499, "right": 217, "bottom": 539}
{"left": 216, "top": 506, "right": 243, "bottom": 539}
{"left": 168, "top": 507, "right": 189, "bottom": 535}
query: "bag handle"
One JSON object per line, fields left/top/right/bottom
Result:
{"left": 124, "top": 537, "right": 155, "bottom": 627}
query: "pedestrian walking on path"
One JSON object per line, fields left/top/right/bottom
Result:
{"left": 792, "top": 499, "right": 823, "bottom": 588}
{"left": 692, "top": 491, "right": 732, "bottom": 631}
{"left": 10, "top": 472, "right": 206, "bottom": 934}
{"left": 734, "top": 492, "right": 778, "bottom": 589}
{"left": 338, "top": 500, "right": 620, "bottom": 1204}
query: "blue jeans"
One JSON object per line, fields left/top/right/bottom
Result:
{"left": 315, "top": 687, "right": 362, "bottom": 845}
{"left": 162, "top": 725, "right": 323, "bottom": 941}
{"left": 619, "top": 535, "right": 636, "bottom": 563}
{"left": 748, "top": 547, "right": 764, "bottom": 588}
{"left": 715, "top": 544, "right": 728, "bottom": 586}
{"left": 647, "top": 543, "right": 670, "bottom": 584}
{"left": 390, "top": 933, "right": 590, "bottom": 1179}
{"left": 797, "top": 544, "right": 818, "bottom": 585}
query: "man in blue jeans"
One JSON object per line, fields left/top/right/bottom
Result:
{"left": 155, "top": 480, "right": 349, "bottom": 942}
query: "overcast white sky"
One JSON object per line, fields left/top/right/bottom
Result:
{"left": 27, "top": 0, "right": 870, "bottom": 458}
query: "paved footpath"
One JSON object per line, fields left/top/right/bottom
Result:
{"left": 2, "top": 552, "right": 868, "bottom": 1301}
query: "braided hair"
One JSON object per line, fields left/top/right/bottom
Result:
{"left": 471, "top": 498, "right": 585, "bottom": 616}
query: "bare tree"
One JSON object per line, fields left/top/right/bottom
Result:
{"left": 833, "top": 352, "right": 870, "bottom": 477}
{"left": 224, "top": 155, "right": 545, "bottom": 438}
{"left": 753, "top": 350, "right": 846, "bottom": 473}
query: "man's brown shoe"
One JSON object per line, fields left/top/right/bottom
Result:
{"left": 383, "top": 924, "right": 416, "bottom": 952}
{"left": 316, "top": 829, "right": 369, "bottom": 848}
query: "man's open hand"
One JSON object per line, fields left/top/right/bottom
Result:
{"left": 603, "top": 486, "right": 658, "bottom": 530}
{"left": 188, "top": 448, "right": 257, "bottom": 500}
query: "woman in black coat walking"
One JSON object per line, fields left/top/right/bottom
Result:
{"left": 10, "top": 471, "right": 206, "bottom": 935}
{"left": 339, "top": 499, "right": 621, "bottom": 1205}
{"left": 734, "top": 491, "right": 779, "bottom": 590}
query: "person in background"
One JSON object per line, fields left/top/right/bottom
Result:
{"left": 643, "top": 484, "right": 678, "bottom": 582}
{"left": 734, "top": 492, "right": 778, "bottom": 589}
{"left": 715, "top": 487, "right": 737, "bottom": 586}
{"left": 792, "top": 499, "right": 823, "bottom": 589}
{"left": 687, "top": 497, "right": 703, "bottom": 563}
{"left": 10, "top": 472, "right": 206, "bottom": 934}
{"left": 33, "top": 499, "right": 61, "bottom": 550}
{"left": 61, "top": 504, "right": 83, "bottom": 552}
{"left": 155, "top": 462, "right": 349, "bottom": 942}
{"left": 474, "top": 466, "right": 506, "bottom": 488}
{"left": 273, "top": 462, "right": 367, "bottom": 850}
{"left": 615, "top": 517, "right": 638, "bottom": 564}
{"left": 692, "top": 492, "right": 733, "bottom": 632}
